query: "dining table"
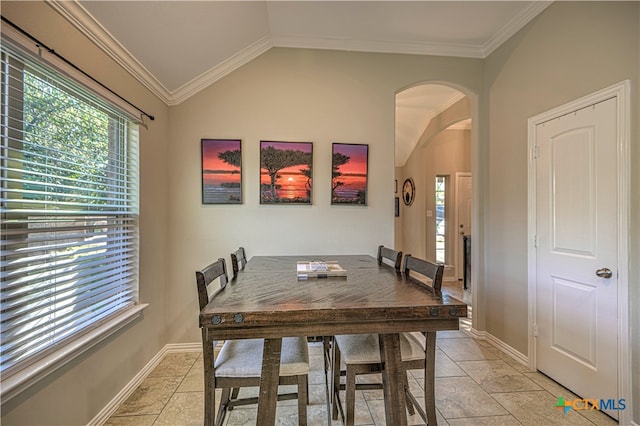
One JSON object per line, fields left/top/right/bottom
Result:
{"left": 198, "top": 254, "right": 467, "bottom": 426}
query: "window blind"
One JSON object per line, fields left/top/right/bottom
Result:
{"left": 1, "top": 44, "right": 139, "bottom": 380}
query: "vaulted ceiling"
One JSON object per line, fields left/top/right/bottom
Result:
{"left": 49, "top": 1, "right": 550, "bottom": 165}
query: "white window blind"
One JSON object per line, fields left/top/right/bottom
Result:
{"left": 1, "top": 44, "right": 140, "bottom": 382}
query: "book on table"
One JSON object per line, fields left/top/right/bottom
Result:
{"left": 297, "top": 261, "right": 346, "bottom": 278}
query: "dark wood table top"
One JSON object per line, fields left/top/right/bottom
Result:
{"left": 200, "top": 255, "right": 467, "bottom": 338}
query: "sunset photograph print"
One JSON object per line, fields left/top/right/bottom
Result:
{"left": 331, "top": 143, "right": 368, "bottom": 205}
{"left": 260, "top": 140, "right": 313, "bottom": 204}
{"left": 201, "top": 139, "right": 242, "bottom": 204}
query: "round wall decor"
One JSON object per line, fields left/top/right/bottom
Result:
{"left": 402, "top": 178, "right": 415, "bottom": 206}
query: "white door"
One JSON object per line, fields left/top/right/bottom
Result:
{"left": 456, "top": 174, "right": 472, "bottom": 281}
{"left": 535, "top": 97, "right": 618, "bottom": 418}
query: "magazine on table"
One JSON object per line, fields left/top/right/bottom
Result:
{"left": 296, "top": 261, "right": 346, "bottom": 279}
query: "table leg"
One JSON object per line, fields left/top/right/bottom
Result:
{"left": 424, "top": 331, "right": 438, "bottom": 426}
{"left": 257, "top": 337, "right": 283, "bottom": 426}
{"left": 378, "top": 333, "right": 408, "bottom": 426}
{"left": 203, "top": 333, "right": 216, "bottom": 426}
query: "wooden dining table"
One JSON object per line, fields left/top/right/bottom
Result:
{"left": 198, "top": 254, "right": 467, "bottom": 425}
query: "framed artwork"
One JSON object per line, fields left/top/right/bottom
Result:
{"left": 331, "top": 143, "right": 368, "bottom": 205}
{"left": 201, "top": 139, "right": 242, "bottom": 204}
{"left": 395, "top": 197, "right": 400, "bottom": 217}
{"left": 402, "top": 177, "right": 415, "bottom": 206}
{"left": 260, "top": 140, "right": 313, "bottom": 204}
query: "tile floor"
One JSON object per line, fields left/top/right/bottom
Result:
{"left": 105, "top": 288, "right": 618, "bottom": 425}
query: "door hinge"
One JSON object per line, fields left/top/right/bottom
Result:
{"left": 533, "top": 235, "right": 537, "bottom": 248}
{"left": 533, "top": 324, "right": 538, "bottom": 337}
{"left": 532, "top": 145, "right": 540, "bottom": 160}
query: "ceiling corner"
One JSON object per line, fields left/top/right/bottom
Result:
{"left": 48, "top": 0, "right": 173, "bottom": 104}
{"left": 168, "top": 35, "right": 273, "bottom": 106}
{"left": 481, "top": 0, "right": 553, "bottom": 57}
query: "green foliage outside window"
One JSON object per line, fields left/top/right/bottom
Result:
{"left": 23, "top": 70, "right": 113, "bottom": 207}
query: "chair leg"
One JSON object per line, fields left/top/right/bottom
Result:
{"left": 228, "top": 387, "right": 240, "bottom": 411}
{"left": 404, "top": 371, "right": 416, "bottom": 416}
{"left": 424, "top": 331, "right": 438, "bottom": 426}
{"left": 297, "top": 374, "right": 308, "bottom": 426}
{"left": 331, "top": 341, "right": 342, "bottom": 421}
{"left": 323, "top": 336, "right": 332, "bottom": 374}
{"left": 215, "top": 387, "right": 231, "bottom": 426}
{"left": 345, "top": 368, "right": 357, "bottom": 426}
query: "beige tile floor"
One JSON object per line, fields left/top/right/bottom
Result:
{"left": 105, "top": 289, "right": 618, "bottom": 425}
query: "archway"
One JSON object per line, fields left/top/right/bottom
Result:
{"left": 395, "top": 82, "right": 478, "bottom": 316}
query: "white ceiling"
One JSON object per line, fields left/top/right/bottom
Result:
{"left": 51, "top": 0, "right": 550, "bottom": 165}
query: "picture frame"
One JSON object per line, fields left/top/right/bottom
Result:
{"left": 402, "top": 177, "right": 415, "bottom": 206}
{"left": 331, "top": 143, "right": 368, "bottom": 205}
{"left": 395, "top": 197, "right": 400, "bottom": 217}
{"left": 201, "top": 138, "right": 242, "bottom": 204}
{"left": 260, "top": 140, "right": 313, "bottom": 204}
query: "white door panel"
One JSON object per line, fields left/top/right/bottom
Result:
{"left": 536, "top": 97, "right": 618, "bottom": 418}
{"left": 550, "top": 128, "right": 596, "bottom": 256}
{"left": 550, "top": 277, "right": 597, "bottom": 368}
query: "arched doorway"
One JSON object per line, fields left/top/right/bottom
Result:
{"left": 395, "top": 82, "right": 476, "bottom": 310}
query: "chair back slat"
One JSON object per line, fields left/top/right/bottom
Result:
{"left": 377, "top": 245, "right": 403, "bottom": 271}
{"left": 402, "top": 254, "right": 444, "bottom": 291}
{"left": 196, "top": 258, "right": 229, "bottom": 310}
{"left": 230, "top": 246, "right": 247, "bottom": 279}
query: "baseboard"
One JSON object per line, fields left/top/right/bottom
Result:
{"left": 165, "top": 342, "right": 201, "bottom": 353}
{"left": 469, "top": 328, "right": 529, "bottom": 368}
{"left": 468, "top": 327, "right": 484, "bottom": 340}
{"left": 88, "top": 342, "right": 201, "bottom": 426}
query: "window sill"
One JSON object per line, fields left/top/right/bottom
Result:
{"left": 0, "top": 304, "right": 149, "bottom": 403}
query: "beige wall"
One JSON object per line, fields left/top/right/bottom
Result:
{"left": 1, "top": 2, "right": 170, "bottom": 425}
{"left": 483, "top": 1, "right": 639, "bottom": 422}
{"left": 166, "top": 47, "right": 483, "bottom": 343}
{"left": 399, "top": 128, "right": 471, "bottom": 265}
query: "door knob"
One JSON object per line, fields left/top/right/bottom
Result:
{"left": 595, "top": 268, "right": 613, "bottom": 279}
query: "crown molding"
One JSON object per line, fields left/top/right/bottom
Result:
{"left": 482, "top": 1, "right": 553, "bottom": 57}
{"left": 168, "top": 35, "right": 273, "bottom": 106}
{"left": 47, "top": 0, "right": 172, "bottom": 104}
{"left": 48, "top": 0, "right": 550, "bottom": 106}
{"left": 272, "top": 35, "right": 485, "bottom": 59}
{"left": 48, "top": 0, "right": 273, "bottom": 106}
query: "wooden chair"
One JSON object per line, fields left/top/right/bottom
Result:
{"left": 377, "top": 244, "right": 403, "bottom": 270}
{"left": 403, "top": 253, "right": 444, "bottom": 292}
{"left": 230, "top": 246, "right": 247, "bottom": 279}
{"left": 323, "top": 246, "right": 403, "bottom": 378}
{"left": 197, "top": 257, "right": 309, "bottom": 426}
{"left": 331, "top": 254, "right": 444, "bottom": 425}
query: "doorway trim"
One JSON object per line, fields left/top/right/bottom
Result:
{"left": 454, "top": 172, "right": 472, "bottom": 281}
{"left": 526, "top": 81, "right": 631, "bottom": 424}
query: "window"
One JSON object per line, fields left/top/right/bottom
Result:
{"left": 435, "top": 175, "right": 447, "bottom": 263}
{"left": 1, "top": 44, "right": 139, "bottom": 390}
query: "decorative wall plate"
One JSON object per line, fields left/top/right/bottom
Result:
{"left": 402, "top": 178, "right": 415, "bottom": 206}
